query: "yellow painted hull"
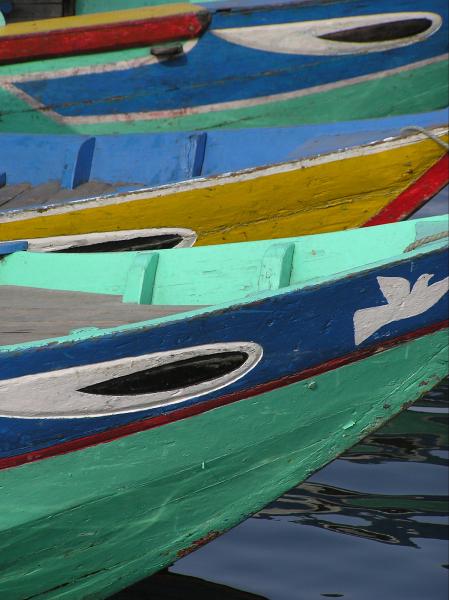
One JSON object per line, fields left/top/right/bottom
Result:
{"left": 0, "top": 134, "right": 446, "bottom": 246}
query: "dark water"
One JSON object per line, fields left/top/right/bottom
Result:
{"left": 114, "top": 191, "right": 448, "bottom": 599}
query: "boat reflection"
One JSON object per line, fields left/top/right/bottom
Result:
{"left": 114, "top": 379, "right": 447, "bottom": 597}
{"left": 256, "top": 379, "right": 448, "bottom": 548}
{"left": 111, "top": 569, "right": 268, "bottom": 599}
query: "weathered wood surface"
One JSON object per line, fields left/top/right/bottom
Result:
{"left": 0, "top": 217, "right": 447, "bottom": 598}
{"left": 0, "top": 127, "right": 447, "bottom": 246}
{"left": 0, "top": 0, "right": 446, "bottom": 134}
{"left": 0, "top": 180, "right": 123, "bottom": 210}
{"left": 0, "top": 286, "right": 195, "bottom": 345}
{"left": 0, "top": 4, "right": 210, "bottom": 64}
{"left": 0, "top": 110, "right": 446, "bottom": 212}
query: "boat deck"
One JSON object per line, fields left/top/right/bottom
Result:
{"left": 0, "top": 181, "right": 129, "bottom": 212}
{"left": 0, "top": 286, "right": 197, "bottom": 346}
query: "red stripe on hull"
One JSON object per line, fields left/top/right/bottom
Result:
{"left": 0, "top": 13, "right": 210, "bottom": 64}
{"left": 363, "top": 154, "right": 449, "bottom": 227}
{"left": 1, "top": 320, "right": 446, "bottom": 471}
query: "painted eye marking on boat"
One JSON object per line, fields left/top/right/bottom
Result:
{"left": 353, "top": 274, "right": 449, "bottom": 345}
{"left": 213, "top": 12, "right": 442, "bottom": 56}
{"left": 0, "top": 342, "right": 263, "bottom": 419}
{"left": 319, "top": 18, "right": 435, "bottom": 44}
{"left": 80, "top": 352, "right": 249, "bottom": 396}
{"left": 26, "top": 228, "right": 197, "bottom": 253}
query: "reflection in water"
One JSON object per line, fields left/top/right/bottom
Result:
{"left": 257, "top": 481, "right": 447, "bottom": 548}
{"left": 256, "top": 380, "right": 448, "bottom": 549}
{"left": 116, "top": 378, "right": 448, "bottom": 598}
{"left": 112, "top": 569, "right": 268, "bottom": 599}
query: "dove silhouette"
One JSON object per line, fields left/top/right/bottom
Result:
{"left": 353, "top": 273, "right": 449, "bottom": 346}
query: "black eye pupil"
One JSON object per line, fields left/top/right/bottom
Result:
{"left": 319, "top": 18, "right": 433, "bottom": 44}
{"left": 55, "top": 234, "right": 183, "bottom": 253}
{"left": 79, "top": 352, "right": 249, "bottom": 396}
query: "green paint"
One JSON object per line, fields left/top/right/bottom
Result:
{"left": 0, "top": 250, "right": 138, "bottom": 295}
{"left": 0, "top": 87, "right": 69, "bottom": 135}
{"left": 0, "top": 47, "right": 150, "bottom": 78}
{"left": 0, "top": 216, "right": 446, "bottom": 354}
{"left": 258, "top": 242, "right": 295, "bottom": 292}
{"left": 0, "top": 59, "right": 446, "bottom": 134}
{"left": 0, "top": 216, "right": 442, "bottom": 352}
{"left": 76, "top": 0, "right": 221, "bottom": 14}
{"left": 0, "top": 330, "right": 446, "bottom": 599}
{"left": 123, "top": 253, "right": 159, "bottom": 304}
{"left": 1, "top": 217, "right": 444, "bottom": 306}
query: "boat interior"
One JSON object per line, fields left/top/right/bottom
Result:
{"left": 0, "top": 111, "right": 446, "bottom": 212}
{"left": 0, "top": 216, "right": 447, "bottom": 347}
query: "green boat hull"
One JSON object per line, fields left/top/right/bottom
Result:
{"left": 0, "top": 58, "right": 446, "bottom": 135}
{"left": 0, "top": 0, "right": 447, "bottom": 134}
{"left": 1, "top": 330, "right": 446, "bottom": 599}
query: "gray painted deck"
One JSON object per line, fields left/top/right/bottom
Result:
{"left": 0, "top": 286, "right": 196, "bottom": 346}
{"left": 0, "top": 181, "right": 134, "bottom": 211}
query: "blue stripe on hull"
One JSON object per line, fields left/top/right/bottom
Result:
{"left": 14, "top": 0, "right": 448, "bottom": 118}
{"left": 0, "top": 247, "right": 447, "bottom": 460}
{"left": 0, "top": 110, "right": 446, "bottom": 204}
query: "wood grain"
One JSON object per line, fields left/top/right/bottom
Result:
{"left": 0, "top": 4, "right": 210, "bottom": 64}
{"left": 0, "top": 286, "right": 196, "bottom": 345}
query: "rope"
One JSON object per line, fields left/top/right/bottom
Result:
{"left": 400, "top": 126, "right": 449, "bottom": 150}
{"left": 404, "top": 231, "right": 448, "bottom": 253}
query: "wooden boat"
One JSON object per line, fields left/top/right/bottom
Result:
{"left": 0, "top": 4, "right": 209, "bottom": 64}
{"left": 0, "top": 119, "right": 447, "bottom": 247}
{"left": 0, "top": 0, "right": 447, "bottom": 134}
{"left": 1, "top": 109, "right": 447, "bottom": 209}
{"left": 0, "top": 216, "right": 447, "bottom": 598}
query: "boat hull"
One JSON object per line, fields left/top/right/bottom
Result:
{"left": 0, "top": 4, "right": 210, "bottom": 64}
{"left": 0, "top": 330, "right": 447, "bottom": 599}
{"left": 1, "top": 217, "right": 448, "bottom": 598}
{"left": 0, "top": 131, "right": 446, "bottom": 244}
{"left": 0, "top": 0, "right": 447, "bottom": 134}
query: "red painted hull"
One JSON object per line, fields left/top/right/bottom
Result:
{"left": 0, "top": 11, "right": 210, "bottom": 64}
{"left": 364, "top": 153, "right": 449, "bottom": 227}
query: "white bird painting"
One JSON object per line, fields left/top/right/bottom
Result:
{"left": 353, "top": 274, "right": 449, "bottom": 346}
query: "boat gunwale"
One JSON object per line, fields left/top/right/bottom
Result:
{"left": 0, "top": 225, "right": 446, "bottom": 354}
{"left": 0, "top": 125, "right": 446, "bottom": 222}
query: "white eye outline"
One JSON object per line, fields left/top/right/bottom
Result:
{"left": 212, "top": 12, "right": 442, "bottom": 56}
{"left": 26, "top": 227, "right": 198, "bottom": 252}
{"left": 0, "top": 341, "right": 263, "bottom": 419}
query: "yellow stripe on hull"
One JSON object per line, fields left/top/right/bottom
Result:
{"left": 0, "top": 136, "right": 445, "bottom": 246}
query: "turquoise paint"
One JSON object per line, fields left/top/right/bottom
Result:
{"left": 0, "top": 216, "right": 446, "bottom": 353}
{"left": 1, "top": 216, "right": 445, "bottom": 300}
{"left": 258, "top": 242, "right": 295, "bottom": 292}
{"left": 0, "top": 330, "right": 446, "bottom": 598}
{"left": 76, "top": 0, "right": 220, "bottom": 13}
{"left": 123, "top": 253, "right": 160, "bottom": 304}
{"left": 0, "top": 217, "right": 447, "bottom": 597}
